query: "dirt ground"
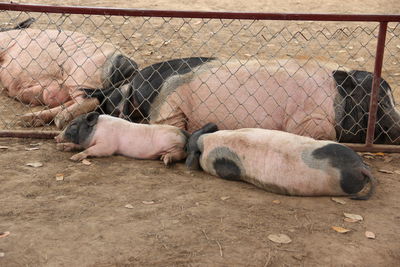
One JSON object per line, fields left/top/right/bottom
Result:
{"left": 1, "top": 0, "right": 400, "bottom": 266}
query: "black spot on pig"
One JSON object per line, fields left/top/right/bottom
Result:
{"left": 128, "top": 57, "right": 215, "bottom": 121}
{"left": 334, "top": 70, "right": 400, "bottom": 144}
{"left": 213, "top": 158, "right": 242, "bottom": 181}
{"left": 64, "top": 112, "right": 100, "bottom": 145}
{"left": 209, "top": 147, "right": 243, "bottom": 181}
{"left": 312, "top": 143, "right": 373, "bottom": 198}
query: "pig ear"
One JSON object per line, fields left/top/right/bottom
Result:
{"left": 333, "top": 70, "right": 356, "bottom": 96}
{"left": 85, "top": 112, "right": 100, "bottom": 126}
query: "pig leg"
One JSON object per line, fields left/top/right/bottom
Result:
{"left": 70, "top": 143, "right": 115, "bottom": 161}
{"left": 54, "top": 97, "right": 100, "bottom": 129}
{"left": 56, "top": 142, "right": 84, "bottom": 152}
{"left": 18, "top": 100, "right": 75, "bottom": 127}
{"left": 160, "top": 148, "right": 187, "bottom": 166}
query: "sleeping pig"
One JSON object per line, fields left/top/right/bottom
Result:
{"left": 55, "top": 112, "right": 188, "bottom": 165}
{"left": 186, "top": 123, "right": 375, "bottom": 199}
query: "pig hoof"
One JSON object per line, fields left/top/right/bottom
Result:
{"left": 70, "top": 153, "right": 86, "bottom": 162}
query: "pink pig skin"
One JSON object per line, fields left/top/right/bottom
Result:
{"left": 56, "top": 115, "right": 187, "bottom": 165}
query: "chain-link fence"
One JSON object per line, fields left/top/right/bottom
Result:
{"left": 0, "top": 3, "right": 399, "bottom": 150}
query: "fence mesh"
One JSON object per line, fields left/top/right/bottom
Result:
{"left": 0, "top": 10, "right": 399, "bottom": 144}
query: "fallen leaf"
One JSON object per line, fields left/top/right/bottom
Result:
{"left": 272, "top": 200, "right": 281, "bottom": 204}
{"left": 0, "top": 252, "right": 4, "bottom": 257}
{"left": 26, "top": 162, "right": 43, "bottom": 168}
{"left": 332, "top": 226, "right": 351, "bottom": 233}
{"left": 0, "top": 231, "right": 10, "bottom": 238}
{"left": 244, "top": 53, "right": 252, "bottom": 57}
{"left": 0, "top": 146, "right": 8, "bottom": 149}
{"left": 268, "top": 234, "right": 292, "bottom": 244}
{"left": 344, "top": 217, "right": 359, "bottom": 223}
{"left": 81, "top": 159, "right": 91, "bottom": 166}
{"left": 393, "top": 72, "right": 400, "bottom": 76}
{"left": 55, "top": 173, "right": 64, "bottom": 181}
{"left": 378, "top": 169, "right": 394, "bottom": 174}
{"left": 193, "top": 21, "right": 202, "bottom": 25}
{"left": 220, "top": 196, "right": 230, "bottom": 201}
{"left": 343, "top": 213, "right": 363, "bottom": 222}
{"left": 363, "top": 155, "right": 374, "bottom": 159}
{"left": 142, "top": 201, "right": 154, "bottom": 205}
{"left": 365, "top": 231, "right": 376, "bottom": 239}
{"left": 395, "top": 170, "right": 400, "bottom": 175}
{"left": 396, "top": 45, "right": 400, "bottom": 49}
{"left": 125, "top": 204, "right": 134, "bottom": 209}
{"left": 29, "top": 142, "right": 42, "bottom": 146}
{"left": 25, "top": 147, "right": 39, "bottom": 151}
{"left": 371, "top": 152, "right": 385, "bottom": 156}
{"left": 331, "top": 197, "right": 346, "bottom": 205}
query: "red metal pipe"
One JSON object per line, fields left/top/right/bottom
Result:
{"left": 365, "top": 22, "right": 388, "bottom": 147}
{"left": 1, "top": 3, "right": 400, "bottom": 21}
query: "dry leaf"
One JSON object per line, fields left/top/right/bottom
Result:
{"left": 272, "top": 200, "right": 281, "bottom": 204}
{"left": 365, "top": 231, "right": 376, "bottom": 239}
{"left": 393, "top": 72, "right": 400, "bottom": 76}
{"left": 0, "top": 146, "right": 8, "bottom": 149}
{"left": 344, "top": 217, "right": 359, "bottom": 223}
{"left": 396, "top": 45, "right": 400, "bottom": 49}
{"left": 378, "top": 169, "right": 394, "bottom": 174}
{"left": 220, "top": 196, "right": 230, "bottom": 201}
{"left": 371, "top": 152, "right": 385, "bottom": 156}
{"left": 81, "top": 159, "right": 91, "bottom": 166}
{"left": 25, "top": 147, "right": 39, "bottom": 151}
{"left": 26, "top": 162, "right": 43, "bottom": 168}
{"left": 29, "top": 142, "right": 42, "bottom": 146}
{"left": 244, "top": 54, "right": 252, "bottom": 57}
{"left": 55, "top": 174, "right": 64, "bottom": 181}
{"left": 142, "top": 201, "right": 154, "bottom": 205}
{"left": 0, "top": 252, "right": 4, "bottom": 257}
{"left": 268, "top": 234, "right": 292, "bottom": 244}
{"left": 332, "top": 226, "right": 351, "bottom": 233}
{"left": 394, "top": 170, "right": 400, "bottom": 175}
{"left": 125, "top": 204, "right": 134, "bottom": 209}
{"left": 0, "top": 231, "right": 10, "bottom": 238}
{"left": 363, "top": 155, "right": 374, "bottom": 159}
{"left": 343, "top": 213, "right": 363, "bottom": 222}
{"left": 331, "top": 197, "right": 346, "bottom": 205}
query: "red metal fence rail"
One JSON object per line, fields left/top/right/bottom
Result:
{"left": 0, "top": 3, "right": 399, "bottom": 153}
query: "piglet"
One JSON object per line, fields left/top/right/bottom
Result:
{"left": 55, "top": 112, "right": 188, "bottom": 165}
{"left": 186, "top": 123, "right": 375, "bottom": 199}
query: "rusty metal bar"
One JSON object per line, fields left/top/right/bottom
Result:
{"left": 0, "top": 130, "right": 60, "bottom": 139}
{"left": 365, "top": 22, "right": 388, "bottom": 147}
{"left": 345, "top": 143, "right": 400, "bottom": 153}
{"left": 1, "top": 3, "right": 400, "bottom": 21}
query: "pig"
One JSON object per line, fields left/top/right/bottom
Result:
{"left": 185, "top": 123, "right": 375, "bottom": 199}
{"left": 95, "top": 57, "right": 400, "bottom": 144}
{"left": 55, "top": 111, "right": 188, "bottom": 165}
{"left": 0, "top": 25, "right": 138, "bottom": 129}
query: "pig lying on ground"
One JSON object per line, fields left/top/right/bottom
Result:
{"left": 185, "top": 123, "right": 375, "bottom": 199}
{"left": 94, "top": 57, "right": 400, "bottom": 144}
{"left": 55, "top": 112, "right": 188, "bottom": 165}
{"left": 0, "top": 19, "right": 137, "bottom": 129}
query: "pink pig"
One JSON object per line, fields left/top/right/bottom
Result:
{"left": 55, "top": 112, "right": 188, "bottom": 165}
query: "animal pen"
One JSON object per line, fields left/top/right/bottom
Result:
{"left": 0, "top": 3, "right": 399, "bottom": 152}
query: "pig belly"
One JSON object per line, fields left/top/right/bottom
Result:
{"left": 199, "top": 130, "right": 342, "bottom": 196}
